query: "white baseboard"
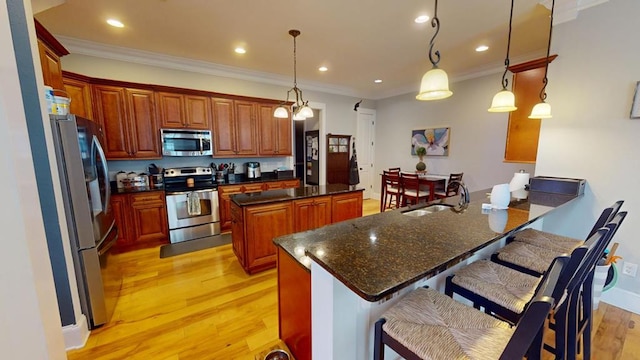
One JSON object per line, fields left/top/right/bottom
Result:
{"left": 62, "top": 315, "right": 90, "bottom": 350}
{"left": 600, "top": 287, "right": 640, "bottom": 315}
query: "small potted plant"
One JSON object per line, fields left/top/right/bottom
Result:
{"left": 415, "top": 146, "right": 427, "bottom": 172}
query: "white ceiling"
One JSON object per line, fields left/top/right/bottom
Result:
{"left": 33, "top": 0, "right": 553, "bottom": 99}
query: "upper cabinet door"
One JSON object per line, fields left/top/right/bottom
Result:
{"left": 184, "top": 95, "right": 211, "bottom": 130}
{"left": 212, "top": 98, "right": 237, "bottom": 156}
{"left": 92, "top": 85, "right": 131, "bottom": 159}
{"left": 504, "top": 56, "right": 557, "bottom": 163}
{"left": 126, "top": 88, "right": 161, "bottom": 159}
{"left": 234, "top": 100, "right": 258, "bottom": 156}
{"left": 257, "top": 103, "right": 292, "bottom": 156}
{"left": 63, "top": 76, "right": 93, "bottom": 120}
{"left": 156, "top": 92, "right": 185, "bottom": 129}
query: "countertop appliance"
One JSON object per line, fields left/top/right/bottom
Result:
{"left": 50, "top": 114, "right": 121, "bottom": 329}
{"left": 245, "top": 161, "right": 261, "bottom": 179}
{"left": 164, "top": 166, "right": 220, "bottom": 243}
{"left": 161, "top": 128, "right": 213, "bottom": 156}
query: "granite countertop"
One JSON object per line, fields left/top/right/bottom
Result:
{"left": 273, "top": 189, "right": 580, "bottom": 302}
{"left": 110, "top": 172, "right": 298, "bottom": 194}
{"left": 231, "top": 184, "right": 364, "bottom": 207}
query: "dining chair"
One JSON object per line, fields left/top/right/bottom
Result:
{"left": 492, "top": 201, "right": 624, "bottom": 277}
{"left": 400, "top": 172, "right": 429, "bottom": 206}
{"left": 434, "top": 172, "right": 464, "bottom": 199}
{"left": 381, "top": 170, "right": 401, "bottom": 211}
{"left": 374, "top": 252, "right": 572, "bottom": 360}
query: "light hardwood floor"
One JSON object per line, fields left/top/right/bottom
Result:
{"left": 67, "top": 199, "right": 638, "bottom": 359}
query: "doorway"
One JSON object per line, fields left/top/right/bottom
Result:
{"left": 356, "top": 108, "right": 376, "bottom": 199}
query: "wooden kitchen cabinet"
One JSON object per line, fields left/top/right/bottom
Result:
{"left": 331, "top": 191, "right": 363, "bottom": 223}
{"left": 504, "top": 56, "right": 557, "bottom": 163}
{"left": 111, "top": 191, "right": 168, "bottom": 252}
{"left": 293, "top": 196, "right": 331, "bottom": 232}
{"left": 212, "top": 98, "right": 258, "bottom": 157}
{"left": 156, "top": 92, "right": 211, "bottom": 130}
{"left": 35, "top": 19, "right": 68, "bottom": 91}
{"left": 278, "top": 247, "right": 311, "bottom": 360}
{"left": 265, "top": 179, "right": 300, "bottom": 190}
{"left": 93, "top": 85, "right": 161, "bottom": 159}
{"left": 111, "top": 194, "right": 132, "bottom": 248}
{"left": 218, "top": 179, "right": 300, "bottom": 232}
{"left": 258, "top": 103, "right": 292, "bottom": 156}
{"left": 231, "top": 201, "right": 293, "bottom": 274}
{"left": 62, "top": 72, "right": 93, "bottom": 120}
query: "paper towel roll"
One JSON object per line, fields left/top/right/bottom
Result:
{"left": 509, "top": 171, "right": 530, "bottom": 191}
{"left": 490, "top": 183, "right": 511, "bottom": 209}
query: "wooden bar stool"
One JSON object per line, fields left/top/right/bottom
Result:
{"left": 374, "top": 254, "right": 571, "bottom": 360}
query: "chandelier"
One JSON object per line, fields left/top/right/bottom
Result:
{"left": 274, "top": 29, "right": 314, "bottom": 120}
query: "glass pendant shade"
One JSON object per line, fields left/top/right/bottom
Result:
{"left": 528, "top": 102, "right": 552, "bottom": 119}
{"left": 416, "top": 67, "right": 453, "bottom": 101}
{"left": 292, "top": 112, "right": 306, "bottom": 121}
{"left": 299, "top": 105, "right": 314, "bottom": 118}
{"left": 273, "top": 106, "right": 289, "bottom": 118}
{"left": 488, "top": 90, "right": 517, "bottom": 112}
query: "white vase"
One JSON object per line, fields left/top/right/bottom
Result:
{"left": 490, "top": 184, "right": 510, "bottom": 209}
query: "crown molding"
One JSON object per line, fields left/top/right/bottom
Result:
{"left": 56, "top": 36, "right": 362, "bottom": 99}
{"left": 540, "top": 0, "right": 610, "bottom": 25}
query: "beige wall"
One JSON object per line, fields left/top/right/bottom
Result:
{"left": 535, "top": 0, "right": 640, "bottom": 312}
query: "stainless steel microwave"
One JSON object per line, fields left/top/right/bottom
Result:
{"left": 161, "top": 128, "right": 213, "bottom": 156}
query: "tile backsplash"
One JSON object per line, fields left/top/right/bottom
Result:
{"left": 107, "top": 156, "right": 293, "bottom": 181}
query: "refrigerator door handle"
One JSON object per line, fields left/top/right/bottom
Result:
{"left": 92, "top": 135, "right": 111, "bottom": 213}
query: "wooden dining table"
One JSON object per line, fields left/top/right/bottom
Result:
{"left": 380, "top": 172, "right": 449, "bottom": 211}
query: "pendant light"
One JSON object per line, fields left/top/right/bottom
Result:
{"left": 529, "top": 0, "right": 555, "bottom": 119}
{"left": 488, "top": 0, "right": 517, "bottom": 112}
{"left": 274, "top": 29, "right": 314, "bottom": 120}
{"left": 416, "top": 0, "right": 453, "bottom": 101}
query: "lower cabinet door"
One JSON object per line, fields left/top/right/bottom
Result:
{"left": 293, "top": 196, "right": 331, "bottom": 232}
{"left": 244, "top": 202, "right": 293, "bottom": 274}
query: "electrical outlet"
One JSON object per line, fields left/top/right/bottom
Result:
{"left": 622, "top": 262, "right": 638, "bottom": 277}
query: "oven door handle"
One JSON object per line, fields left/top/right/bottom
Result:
{"left": 166, "top": 189, "right": 216, "bottom": 196}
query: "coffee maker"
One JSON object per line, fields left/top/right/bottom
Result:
{"left": 245, "top": 161, "right": 261, "bottom": 179}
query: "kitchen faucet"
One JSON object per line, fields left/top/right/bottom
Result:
{"left": 448, "top": 180, "right": 470, "bottom": 211}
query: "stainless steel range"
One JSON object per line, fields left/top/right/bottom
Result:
{"left": 164, "top": 166, "right": 220, "bottom": 243}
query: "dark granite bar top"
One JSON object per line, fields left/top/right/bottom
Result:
{"left": 273, "top": 189, "right": 581, "bottom": 302}
{"left": 231, "top": 184, "right": 364, "bottom": 207}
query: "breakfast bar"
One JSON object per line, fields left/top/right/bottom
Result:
{"left": 273, "top": 189, "right": 581, "bottom": 360}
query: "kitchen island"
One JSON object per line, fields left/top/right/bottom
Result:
{"left": 229, "top": 184, "right": 363, "bottom": 274}
{"left": 273, "top": 189, "right": 581, "bottom": 360}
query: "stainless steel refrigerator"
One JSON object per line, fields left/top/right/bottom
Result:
{"left": 50, "top": 114, "right": 121, "bottom": 329}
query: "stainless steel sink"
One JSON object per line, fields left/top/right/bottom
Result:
{"left": 402, "top": 204, "right": 452, "bottom": 217}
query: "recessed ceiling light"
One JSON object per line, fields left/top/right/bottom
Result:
{"left": 234, "top": 47, "right": 246, "bottom": 54}
{"left": 374, "top": 79, "right": 383, "bottom": 84}
{"left": 319, "top": 66, "right": 328, "bottom": 72}
{"left": 415, "top": 15, "right": 429, "bottom": 23}
{"left": 106, "top": 19, "right": 124, "bottom": 28}
{"left": 475, "top": 45, "right": 489, "bottom": 52}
